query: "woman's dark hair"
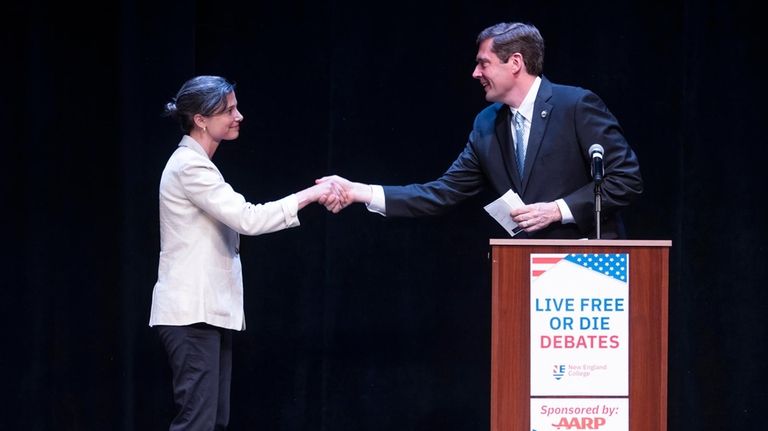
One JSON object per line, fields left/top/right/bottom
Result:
{"left": 163, "top": 75, "right": 236, "bottom": 133}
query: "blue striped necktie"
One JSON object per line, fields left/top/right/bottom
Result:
{"left": 513, "top": 111, "right": 526, "bottom": 176}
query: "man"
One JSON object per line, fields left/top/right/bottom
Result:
{"left": 320, "top": 22, "right": 642, "bottom": 239}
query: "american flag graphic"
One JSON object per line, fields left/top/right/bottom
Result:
{"left": 531, "top": 253, "right": 628, "bottom": 283}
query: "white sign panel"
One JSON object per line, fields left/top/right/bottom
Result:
{"left": 530, "top": 398, "right": 628, "bottom": 431}
{"left": 530, "top": 253, "right": 629, "bottom": 396}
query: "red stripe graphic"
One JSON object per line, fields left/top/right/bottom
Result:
{"left": 531, "top": 254, "right": 568, "bottom": 279}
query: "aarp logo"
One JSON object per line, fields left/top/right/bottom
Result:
{"left": 551, "top": 416, "right": 606, "bottom": 429}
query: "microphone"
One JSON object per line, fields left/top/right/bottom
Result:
{"left": 589, "top": 144, "right": 604, "bottom": 184}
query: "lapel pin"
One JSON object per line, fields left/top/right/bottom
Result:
{"left": 541, "top": 110, "right": 548, "bottom": 118}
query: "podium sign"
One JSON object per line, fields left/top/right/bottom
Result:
{"left": 530, "top": 253, "right": 629, "bottom": 396}
{"left": 530, "top": 398, "right": 629, "bottom": 431}
{"left": 490, "top": 240, "right": 670, "bottom": 431}
{"left": 529, "top": 252, "right": 630, "bottom": 431}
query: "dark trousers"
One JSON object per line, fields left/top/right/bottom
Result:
{"left": 157, "top": 323, "right": 233, "bottom": 431}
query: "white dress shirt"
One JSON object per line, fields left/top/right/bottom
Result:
{"left": 149, "top": 135, "right": 300, "bottom": 330}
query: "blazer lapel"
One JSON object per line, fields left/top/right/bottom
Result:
{"left": 495, "top": 106, "right": 522, "bottom": 192}
{"left": 521, "top": 77, "right": 553, "bottom": 193}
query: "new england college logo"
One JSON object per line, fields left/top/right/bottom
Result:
{"left": 553, "top": 364, "right": 565, "bottom": 380}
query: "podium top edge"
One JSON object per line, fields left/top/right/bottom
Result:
{"left": 489, "top": 239, "right": 672, "bottom": 247}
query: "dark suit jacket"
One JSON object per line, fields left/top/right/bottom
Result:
{"left": 383, "top": 77, "right": 643, "bottom": 239}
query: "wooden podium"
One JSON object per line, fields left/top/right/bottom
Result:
{"left": 489, "top": 239, "right": 670, "bottom": 431}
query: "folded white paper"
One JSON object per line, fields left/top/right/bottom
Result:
{"left": 484, "top": 189, "right": 526, "bottom": 237}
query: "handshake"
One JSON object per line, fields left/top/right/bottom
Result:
{"left": 295, "top": 175, "right": 371, "bottom": 214}
{"left": 296, "top": 175, "right": 564, "bottom": 233}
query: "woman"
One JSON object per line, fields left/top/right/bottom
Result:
{"left": 149, "top": 75, "right": 338, "bottom": 430}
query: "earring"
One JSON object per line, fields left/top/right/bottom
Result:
{"left": 203, "top": 126, "right": 207, "bottom": 133}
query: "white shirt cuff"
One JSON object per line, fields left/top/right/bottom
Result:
{"left": 366, "top": 185, "right": 386, "bottom": 216}
{"left": 555, "top": 199, "right": 574, "bottom": 224}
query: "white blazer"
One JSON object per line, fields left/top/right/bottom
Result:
{"left": 149, "top": 136, "right": 300, "bottom": 330}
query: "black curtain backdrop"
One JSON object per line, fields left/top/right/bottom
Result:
{"left": 3, "top": 0, "right": 766, "bottom": 430}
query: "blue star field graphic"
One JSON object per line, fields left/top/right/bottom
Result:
{"left": 564, "top": 253, "right": 627, "bottom": 282}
